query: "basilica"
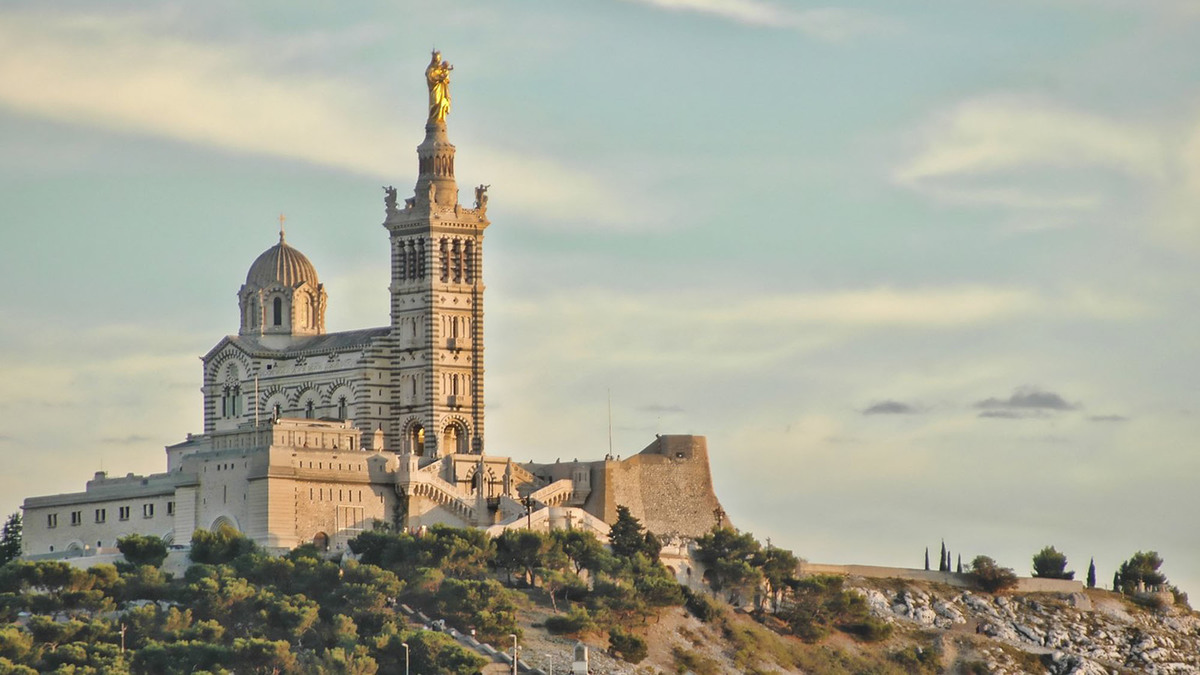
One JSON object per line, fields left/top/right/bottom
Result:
{"left": 21, "top": 55, "right": 725, "bottom": 561}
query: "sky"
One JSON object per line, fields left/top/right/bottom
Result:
{"left": 1, "top": 0, "right": 1198, "bottom": 596}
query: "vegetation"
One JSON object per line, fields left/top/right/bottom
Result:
{"left": 1114, "top": 551, "right": 1167, "bottom": 594}
{"left": 968, "top": 555, "right": 1019, "bottom": 593}
{"left": 1031, "top": 546, "right": 1074, "bottom": 580}
{"left": 117, "top": 534, "right": 169, "bottom": 569}
{"left": 0, "top": 513, "right": 21, "bottom": 566}
{"left": 609, "top": 626, "right": 648, "bottom": 663}
{"left": 1087, "top": 558, "right": 1096, "bottom": 589}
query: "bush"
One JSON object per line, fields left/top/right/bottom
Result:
{"left": 683, "top": 588, "right": 722, "bottom": 623}
{"left": 891, "top": 644, "right": 942, "bottom": 674}
{"left": 608, "top": 627, "right": 647, "bottom": 664}
{"left": 544, "top": 606, "right": 594, "bottom": 635}
{"left": 968, "top": 556, "right": 1018, "bottom": 593}
{"left": 670, "top": 646, "right": 721, "bottom": 675}
{"left": 841, "top": 616, "right": 893, "bottom": 642}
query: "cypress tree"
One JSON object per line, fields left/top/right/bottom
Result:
{"left": 946, "top": 548, "right": 952, "bottom": 572}
{"left": 939, "top": 540, "right": 947, "bottom": 572}
{"left": 924, "top": 547, "right": 930, "bottom": 571}
{"left": 956, "top": 554, "right": 962, "bottom": 574}
{"left": 1087, "top": 558, "right": 1096, "bottom": 589}
{"left": 1112, "top": 570, "right": 1120, "bottom": 592}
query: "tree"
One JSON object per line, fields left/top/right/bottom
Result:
{"left": 693, "top": 527, "right": 762, "bottom": 604}
{"left": 1031, "top": 546, "right": 1074, "bottom": 580}
{"left": 924, "top": 547, "right": 929, "bottom": 571}
{"left": 1087, "top": 558, "right": 1096, "bottom": 589}
{"left": 938, "top": 541, "right": 947, "bottom": 572}
{"left": 956, "top": 555, "right": 962, "bottom": 574}
{"left": 118, "top": 534, "right": 169, "bottom": 568}
{"left": 754, "top": 546, "right": 800, "bottom": 611}
{"left": 968, "top": 556, "right": 1018, "bottom": 593}
{"left": 0, "top": 512, "right": 22, "bottom": 565}
{"left": 189, "top": 526, "right": 257, "bottom": 565}
{"left": 609, "top": 506, "right": 657, "bottom": 560}
{"left": 1115, "top": 551, "right": 1167, "bottom": 594}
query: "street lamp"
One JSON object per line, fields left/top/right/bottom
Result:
{"left": 545, "top": 652, "right": 555, "bottom": 675}
{"left": 510, "top": 634, "right": 519, "bottom": 675}
{"left": 400, "top": 641, "right": 409, "bottom": 675}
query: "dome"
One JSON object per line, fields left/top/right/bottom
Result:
{"left": 245, "top": 233, "right": 319, "bottom": 289}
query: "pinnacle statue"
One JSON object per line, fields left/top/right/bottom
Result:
{"left": 425, "top": 50, "right": 453, "bottom": 124}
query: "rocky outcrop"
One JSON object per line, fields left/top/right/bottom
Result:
{"left": 856, "top": 581, "right": 1200, "bottom": 674}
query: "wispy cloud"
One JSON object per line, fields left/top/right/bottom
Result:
{"left": 0, "top": 10, "right": 611, "bottom": 220}
{"left": 895, "top": 94, "right": 1166, "bottom": 212}
{"left": 101, "top": 435, "right": 155, "bottom": 446}
{"left": 1088, "top": 414, "right": 1129, "bottom": 423}
{"left": 639, "top": 403, "right": 685, "bottom": 414}
{"left": 620, "top": 0, "right": 894, "bottom": 41}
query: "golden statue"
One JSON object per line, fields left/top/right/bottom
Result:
{"left": 425, "top": 50, "right": 453, "bottom": 123}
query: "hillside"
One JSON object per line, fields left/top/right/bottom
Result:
{"left": 511, "top": 578, "right": 1200, "bottom": 674}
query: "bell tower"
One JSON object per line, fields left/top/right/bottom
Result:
{"left": 385, "top": 51, "right": 489, "bottom": 458}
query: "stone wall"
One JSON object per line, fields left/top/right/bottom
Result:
{"left": 599, "top": 436, "right": 724, "bottom": 539}
{"left": 799, "top": 562, "right": 1084, "bottom": 594}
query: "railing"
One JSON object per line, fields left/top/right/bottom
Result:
{"left": 528, "top": 479, "right": 574, "bottom": 506}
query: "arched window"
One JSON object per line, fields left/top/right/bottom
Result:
{"left": 337, "top": 396, "right": 347, "bottom": 419}
{"left": 273, "top": 297, "right": 283, "bottom": 326}
{"left": 410, "top": 424, "right": 425, "bottom": 456}
{"left": 305, "top": 400, "right": 314, "bottom": 419}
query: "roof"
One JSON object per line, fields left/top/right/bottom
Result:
{"left": 207, "top": 326, "right": 391, "bottom": 360}
{"left": 245, "top": 233, "right": 320, "bottom": 289}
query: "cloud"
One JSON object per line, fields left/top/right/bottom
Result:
{"left": 101, "top": 435, "right": 155, "bottom": 446}
{"left": 975, "top": 387, "right": 1078, "bottom": 419}
{"left": 1088, "top": 414, "right": 1129, "bottom": 423}
{"left": 639, "top": 404, "right": 685, "bottom": 414}
{"left": 895, "top": 94, "right": 1166, "bottom": 212}
{"left": 0, "top": 10, "right": 611, "bottom": 220}
{"left": 619, "top": 0, "right": 893, "bottom": 41}
{"left": 862, "top": 400, "right": 920, "bottom": 415}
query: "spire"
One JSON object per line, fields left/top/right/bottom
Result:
{"left": 278, "top": 213, "right": 286, "bottom": 243}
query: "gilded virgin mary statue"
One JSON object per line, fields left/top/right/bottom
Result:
{"left": 426, "top": 51, "right": 453, "bottom": 123}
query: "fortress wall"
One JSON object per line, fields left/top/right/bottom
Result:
{"left": 602, "top": 435, "right": 723, "bottom": 539}
{"left": 799, "top": 563, "right": 1084, "bottom": 594}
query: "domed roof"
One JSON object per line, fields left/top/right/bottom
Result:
{"left": 245, "top": 232, "right": 319, "bottom": 289}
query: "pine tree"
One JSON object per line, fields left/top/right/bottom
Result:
{"left": 1087, "top": 558, "right": 1097, "bottom": 589}
{"left": 939, "top": 540, "right": 947, "bottom": 572}
{"left": 924, "top": 547, "right": 930, "bottom": 571}
{"left": 0, "top": 512, "right": 21, "bottom": 565}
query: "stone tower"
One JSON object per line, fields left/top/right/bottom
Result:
{"left": 384, "top": 57, "right": 489, "bottom": 458}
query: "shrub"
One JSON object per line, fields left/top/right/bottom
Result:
{"left": 545, "top": 606, "right": 595, "bottom": 635}
{"left": 841, "top": 616, "right": 893, "bottom": 642}
{"left": 609, "top": 627, "right": 648, "bottom": 664}
{"left": 670, "top": 646, "right": 720, "bottom": 675}
{"left": 683, "top": 588, "right": 722, "bottom": 623}
{"left": 968, "top": 556, "right": 1018, "bottom": 593}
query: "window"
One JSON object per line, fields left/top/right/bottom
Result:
{"left": 95, "top": 508, "right": 106, "bottom": 523}
{"left": 47, "top": 513, "right": 57, "bottom": 528}
{"left": 143, "top": 503, "right": 155, "bottom": 518}
{"left": 337, "top": 396, "right": 347, "bottom": 420}
{"left": 273, "top": 297, "right": 283, "bottom": 326}
{"left": 119, "top": 506, "right": 130, "bottom": 521}
{"left": 70, "top": 511, "right": 82, "bottom": 526}
{"left": 305, "top": 400, "right": 314, "bottom": 419}
{"left": 167, "top": 501, "right": 175, "bottom": 516}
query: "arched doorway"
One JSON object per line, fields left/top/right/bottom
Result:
{"left": 312, "top": 532, "right": 329, "bottom": 552}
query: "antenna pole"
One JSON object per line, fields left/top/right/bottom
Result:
{"left": 607, "top": 389, "right": 613, "bottom": 458}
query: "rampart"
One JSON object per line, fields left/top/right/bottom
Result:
{"left": 598, "top": 435, "right": 724, "bottom": 539}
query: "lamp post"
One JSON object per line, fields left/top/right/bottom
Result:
{"left": 400, "top": 641, "right": 409, "bottom": 675}
{"left": 510, "top": 634, "right": 518, "bottom": 675}
{"left": 545, "top": 652, "right": 555, "bottom": 675}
